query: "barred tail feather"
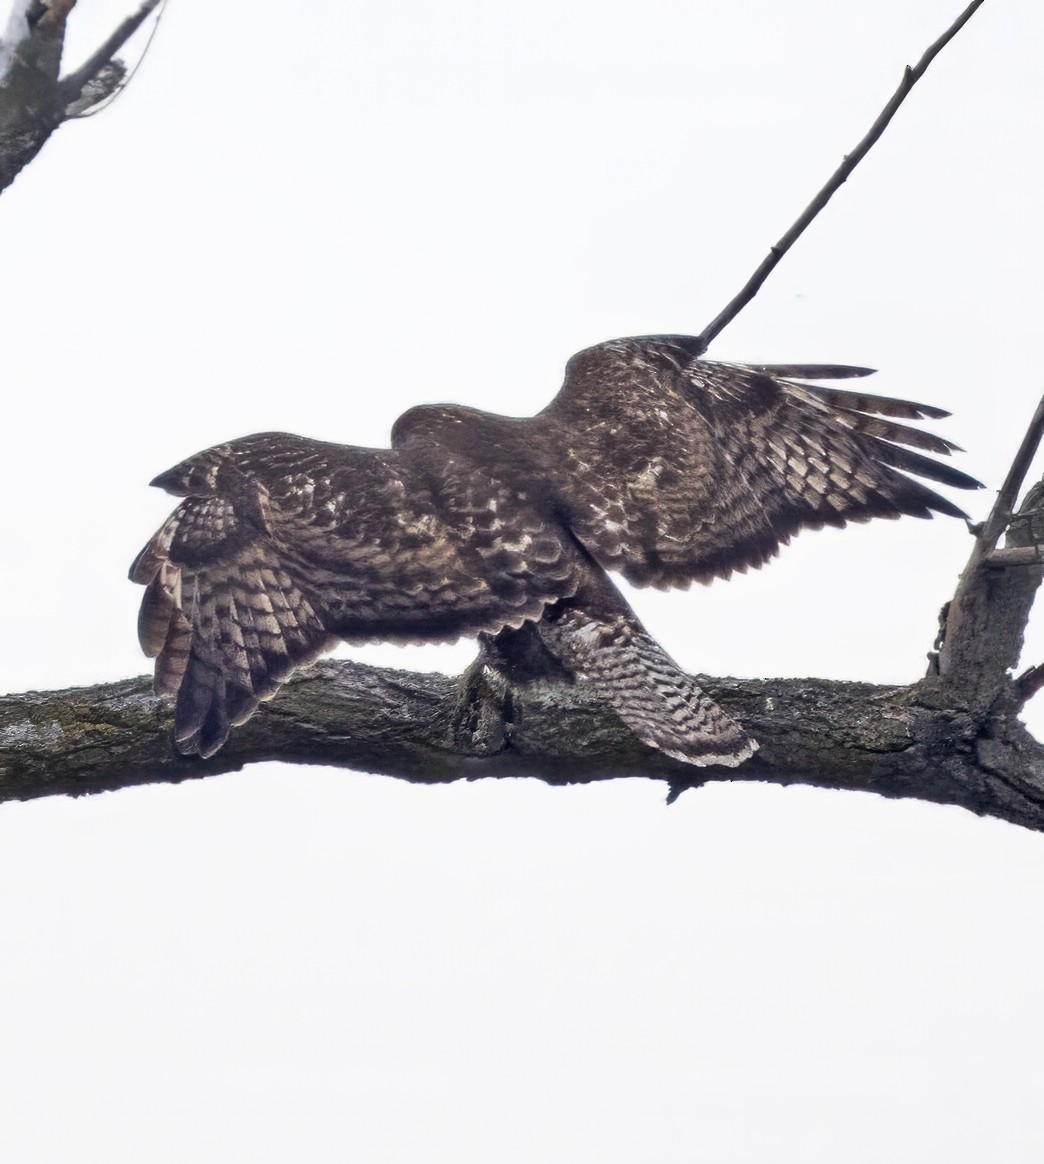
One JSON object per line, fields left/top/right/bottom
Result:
{"left": 536, "top": 602, "right": 756, "bottom": 768}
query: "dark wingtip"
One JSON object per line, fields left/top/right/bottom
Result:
{"left": 891, "top": 446, "right": 983, "bottom": 493}
{"left": 752, "top": 363, "right": 877, "bottom": 380}
{"left": 926, "top": 494, "right": 971, "bottom": 521}
{"left": 906, "top": 402, "right": 951, "bottom": 421}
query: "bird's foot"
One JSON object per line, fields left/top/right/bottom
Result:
{"left": 450, "top": 657, "right": 512, "bottom": 755}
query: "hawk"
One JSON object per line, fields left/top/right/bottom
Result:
{"left": 131, "top": 335, "right": 978, "bottom": 762}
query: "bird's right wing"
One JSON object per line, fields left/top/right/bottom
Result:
{"left": 130, "top": 495, "right": 337, "bottom": 758}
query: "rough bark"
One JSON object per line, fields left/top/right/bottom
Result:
{"left": 1, "top": 648, "right": 1042, "bottom": 830}
{"left": 935, "top": 395, "right": 1044, "bottom": 703}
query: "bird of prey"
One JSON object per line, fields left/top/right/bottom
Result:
{"left": 131, "top": 334, "right": 978, "bottom": 762}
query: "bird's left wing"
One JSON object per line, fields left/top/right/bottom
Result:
{"left": 538, "top": 336, "right": 980, "bottom": 588}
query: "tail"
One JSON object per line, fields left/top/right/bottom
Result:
{"left": 534, "top": 584, "right": 756, "bottom": 768}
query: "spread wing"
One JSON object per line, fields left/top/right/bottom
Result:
{"left": 538, "top": 335, "right": 980, "bottom": 587}
{"left": 131, "top": 432, "right": 578, "bottom": 757}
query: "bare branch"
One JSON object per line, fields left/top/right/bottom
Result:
{"left": 695, "top": 0, "right": 989, "bottom": 353}
{"left": 4, "top": 652, "right": 1044, "bottom": 832}
{"left": 0, "top": 0, "right": 161, "bottom": 192}
{"left": 935, "top": 408, "right": 1044, "bottom": 700}
{"left": 978, "top": 394, "right": 1044, "bottom": 551}
{"left": 0, "top": 2, "right": 77, "bottom": 87}
{"left": 57, "top": 0, "right": 162, "bottom": 113}
{"left": 1014, "top": 664, "right": 1044, "bottom": 706}
{"left": 0, "top": 1, "right": 70, "bottom": 189}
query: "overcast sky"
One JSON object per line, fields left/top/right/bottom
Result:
{"left": 2, "top": 1, "right": 1044, "bottom": 1160}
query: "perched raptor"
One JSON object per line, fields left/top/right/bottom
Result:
{"left": 131, "top": 335, "right": 978, "bottom": 762}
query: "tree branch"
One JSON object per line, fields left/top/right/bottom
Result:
{"left": 57, "top": 0, "right": 161, "bottom": 113}
{"left": 694, "top": 0, "right": 988, "bottom": 353}
{"left": 4, "top": 654, "right": 1044, "bottom": 831}
{"left": 934, "top": 398, "right": 1044, "bottom": 702}
{"left": 978, "top": 394, "right": 1044, "bottom": 551}
{"left": 0, "top": 0, "right": 160, "bottom": 193}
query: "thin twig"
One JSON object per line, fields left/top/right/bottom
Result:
{"left": 56, "top": 0, "right": 161, "bottom": 108}
{"left": 1015, "top": 664, "right": 1044, "bottom": 705}
{"left": 695, "top": 0, "right": 988, "bottom": 353}
{"left": 977, "top": 394, "right": 1044, "bottom": 552}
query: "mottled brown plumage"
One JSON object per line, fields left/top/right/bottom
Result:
{"left": 131, "top": 335, "right": 978, "bottom": 760}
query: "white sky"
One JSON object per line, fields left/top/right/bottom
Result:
{"left": 1, "top": 1, "right": 1043, "bottom": 1160}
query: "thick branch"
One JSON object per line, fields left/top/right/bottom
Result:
{"left": 0, "top": 0, "right": 72, "bottom": 189}
{"left": 935, "top": 401, "right": 1044, "bottom": 702}
{"left": 3, "top": 659, "right": 1044, "bottom": 832}
{"left": 695, "top": 0, "right": 988, "bottom": 352}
